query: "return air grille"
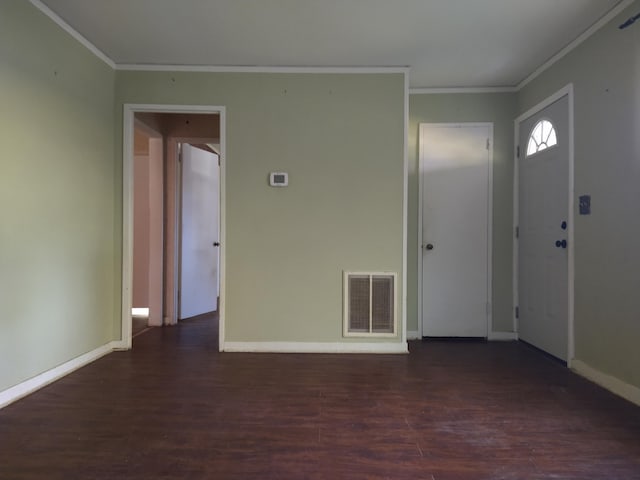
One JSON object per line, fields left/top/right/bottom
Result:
{"left": 344, "top": 272, "right": 397, "bottom": 337}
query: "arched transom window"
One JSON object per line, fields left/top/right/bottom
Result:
{"left": 526, "top": 119, "right": 557, "bottom": 157}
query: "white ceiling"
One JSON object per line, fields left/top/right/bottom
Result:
{"left": 38, "top": 0, "right": 626, "bottom": 88}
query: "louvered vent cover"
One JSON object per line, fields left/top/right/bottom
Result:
{"left": 344, "top": 272, "right": 396, "bottom": 337}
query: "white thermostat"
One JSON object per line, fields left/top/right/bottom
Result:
{"left": 269, "top": 172, "right": 288, "bottom": 187}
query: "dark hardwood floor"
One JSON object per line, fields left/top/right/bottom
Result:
{"left": 1, "top": 315, "right": 639, "bottom": 479}
{"left": 131, "top": 316, "right": 149, "bottom": 337}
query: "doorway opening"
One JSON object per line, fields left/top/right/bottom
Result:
{"left": 122, "top": 105, "right": 226, "bottom": 351}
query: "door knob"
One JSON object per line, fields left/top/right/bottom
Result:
{"left": 555, "top": 239, "right": 567, "bottom": 249}
{"left": 213, "top": 242, "right": 220, "bottom": 247}
{"left": 425, "top": 243, "right": 434, "bottom": 251}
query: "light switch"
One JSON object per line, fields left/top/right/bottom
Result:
{"left": 579, "top": 195, "right": 591, "bottom": 215}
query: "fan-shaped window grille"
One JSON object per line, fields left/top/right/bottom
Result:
{"left": 344, "top": 272, "right": 397, "bottom": 337}
{"left": 526, "top": 119, "right": 557, "bottom": 157}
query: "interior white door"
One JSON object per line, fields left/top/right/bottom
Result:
{"left": 518, "top": 95, "right": 569, "bottom": 361}
{"left": 179, "top": 144, "right": 220, "bottom": 319}
{"left": 420, "top": 124, "right": 491, "bottom": 337}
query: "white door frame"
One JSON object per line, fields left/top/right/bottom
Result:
{"left": 122, "top": 104, "right": 226, "bottom": 351}
{"left": 418, "top": 122, "right": 494, "bottom": 338}
{"left": 513, "top": 84, "right": 574, "bottom": 365}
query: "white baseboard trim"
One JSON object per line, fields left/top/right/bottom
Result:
{"left": 571, "top": 359, "right": 640, "bottom": 407}
{"left": 222, "top": 341, "right": 409, "bottom": 354}
{"left": 0, "top": 341, "right": 119, "bottom": 410}
{"left": 109, "top": 340, "right": 129, "bottom": 351}
{"left": 487, "top": 331, "right": 518, "bottom": 341}
{"left": 406, "top": 330, "right": 421, "bottom": 340}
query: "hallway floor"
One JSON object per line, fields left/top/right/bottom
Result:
{"left": 1, "top": 315, "right": 639, "bottom": 479}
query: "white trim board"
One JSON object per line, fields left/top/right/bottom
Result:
{"left": 29, "top": 0, "right": 116, "bottom": 69}
{"left": 222, "top": 342, "right": 409, "bottom": 354}
{"left": 410, "top": 87, "right": 517, "bottom": 94}
{"left": 116, "top": 65, "right": 410, "bottom": 74}
{"left": 402, "top": 70, "right": 409, "bottom": 345}
{"left": 0, "top": 342, "right": 118, "bottom": 410}
{"left": 572, "top": 360, "right": 640, "bottom": 407}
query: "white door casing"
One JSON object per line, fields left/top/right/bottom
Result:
{"left": 179, "top": 144, "right": 220, "bottom": 319}
{"left": 122, "top": 104, "right": 226, "bottom": 351}
{"left": 419, "top": 123, "right": 493, "bottom": 337}
{"left": 516, "top": 92, "right": 571, "bottom": 362}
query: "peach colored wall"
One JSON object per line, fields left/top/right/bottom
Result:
{"left": 136, "top": 112, "right": 220, "bottom": 141}
{"left": 132, "top": 153, "right": 150, "bottom": 308}
{"left": 164, "top": 139, "right": 179, "bottom": 325}
{"left": 134, "top": 112, "right": 164, "bottom": 136}
{"left": 161, "top": 114, "right": 220, "bottom": 139}
{"left": 147, "top": 138, "right": 164, "bottom": 326}
{"left": 134, "top": 129, "right": 150, "bottom": 155}
{"left": 131, "top": 128, "right": 163, "bottom": 324}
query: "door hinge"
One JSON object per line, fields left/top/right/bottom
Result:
{"left": 486, "top": 302, "right": 492, "bottom": 315}
{"left": 486, "top": 138, "right": 490, "bottom": 150}
{"left": 515, "top": 306, "right": 519, "bottom": 319}
{"left": 515, "top": 226, "right": 519, "bottom": 238}
{"left": 517, "top": 145, "right": 520, "bottom": 158}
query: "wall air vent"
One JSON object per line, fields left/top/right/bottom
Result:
{"left": 344, "top": 272, "right": 397, "bottom": 337}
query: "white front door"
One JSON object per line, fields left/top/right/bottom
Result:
{"left": 517, "top": 95, "right": 569, "bottom": 361}
{"left": 420, "top": 123, "right": 492, "bottom": 337}
{"left": 179, "top": 144, "right": 220, "bottom": 319}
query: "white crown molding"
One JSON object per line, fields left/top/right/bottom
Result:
{"left": 517, "top": 0, "right": 636, "bottom": 90}
{"left": 30, "top": 0, "right": 631, "bottom": 91}
{"left": 410, "top": 87, "right": 517, "bottom": 94}
{"left": 115, "top": 64, "right": 410, "bottom": 74}
{"left": 411, "top": 1, "right": 634, "bottom": 94}
{"left": 222, "top": 341, "right": 409, "bottom": 354}
{"left": 29, "top": 0, "right": 116, "bottom": 69}
{"left": 572, "top": 359, "right": 640, "bottom": 407}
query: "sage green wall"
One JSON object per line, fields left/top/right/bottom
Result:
{"left": 115, "top": 72, "right": 405, "bottom": 343}
{"left": 0, "top": 1, "right": 116, "bottom": 391}
{"left": 408, "top": 93, "right": 517, "bottom": 334}
{"left": 518, "top": 1, "right": 640, "bottom": 388}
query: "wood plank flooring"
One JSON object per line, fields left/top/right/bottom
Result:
{"left": 1, "top": 315, "right": 639, "bottom": 479}
{"left": 131, "top": 316, "right": 149, "bottom": 337}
